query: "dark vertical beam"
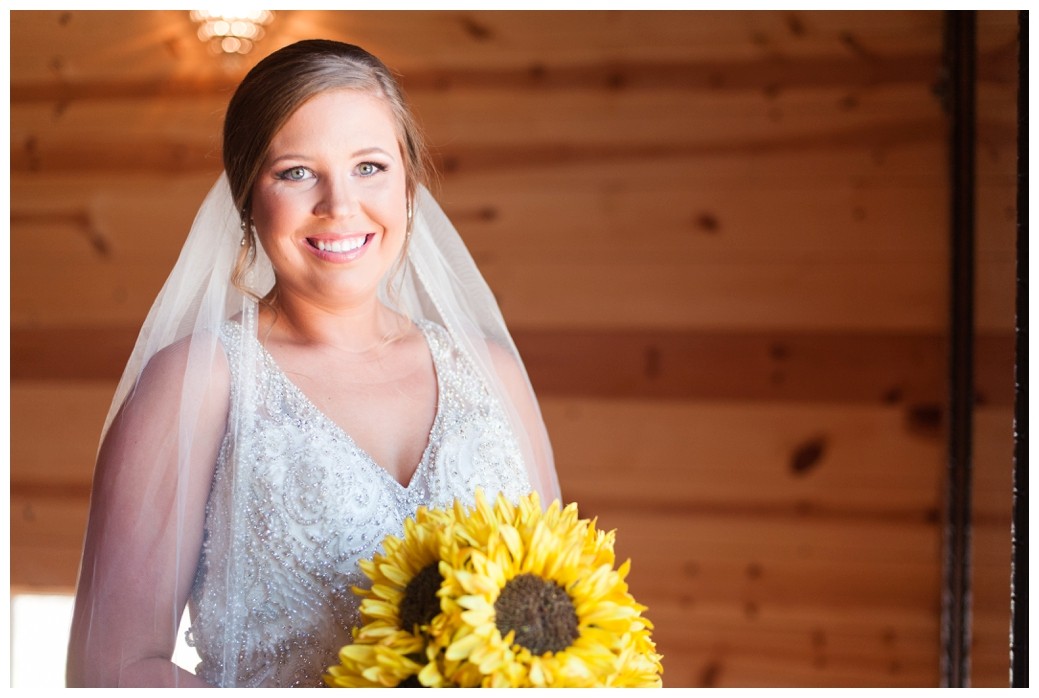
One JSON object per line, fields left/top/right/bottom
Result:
{"left": 1011, "top": 9, "right": 1029, "bottom": 690}
{"left": 941, "top": 9, "right": 976, "bottom": 689}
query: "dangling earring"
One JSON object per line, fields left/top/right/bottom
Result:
{"left": 241, "top": 213, "right": 257, "bottom": 247}
{"left": 240, "top": 211, "right": 249, "bottom": 246}
{"left": 406, "top": 200, "right": 414, "bottom": 226}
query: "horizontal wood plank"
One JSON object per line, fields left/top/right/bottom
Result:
{"left": 647, "top": 593, "right": 942, "bottom": 686}
{"left": 10, "top": 10, "right": 950, "bottom": 87}
{"left": 10, "top": 382, "right": 112, "bottom": 489}
{"left": 10, "top": 11, "right": 1015, "bottom": 90}
{"left": 9, "top": 169, "right": 1013, "bottom": 277}
{"left": 488, "top": 259, "right": 947, "bottom": 331}
{"left": 13, "top": 170, "right": 961, "bottom": 261}
{"left": 12, "top": 170, "right": 963, "bottom": 277}
{"left": 543, "top": 398, "right": 946, "bottom": 519}
{"left": 10, "top": 328, "right": 1016, "bottom": 408}
{"left": 11, "top": 52, "right": 947, "bottom": 103}
{"left": 11, "top": 225, "right": 1015, "bottom": 334}
{"left": 549, "top": 400, "right": 1014, "bottom": 524}
{"left": 13, "top": 386, "right": 1010, "bottom": 534}
{"left": 4, "top": 254, "right": 978, "bottom": 332}
{"left": 11, "top": 113, "right": 952, "bottom": 179}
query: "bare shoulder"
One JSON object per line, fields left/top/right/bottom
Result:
{"left": 109, "top": 331, "right": 231, "bottom": 453}
{"left": 136, "top": 332, "right": 229, "bottom": 403}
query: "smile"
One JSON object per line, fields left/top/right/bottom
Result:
{"left": 309, "top": 235, "right": 371, "bottom": 253}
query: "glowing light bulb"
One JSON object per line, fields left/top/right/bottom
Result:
{"left": 189, "top": 9, "right": 274, "bottom": 55}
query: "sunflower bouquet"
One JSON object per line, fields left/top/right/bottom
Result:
{"left": 324, "top": 489, "right": 663, "bottom": 687}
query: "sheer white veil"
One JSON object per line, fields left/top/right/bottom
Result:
{"left": 76, "top": 171, "right": 559, "bottom": 685}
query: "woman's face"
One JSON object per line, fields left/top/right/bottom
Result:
{"left": 250, "top": 89, "right": 408, "bottom": 309}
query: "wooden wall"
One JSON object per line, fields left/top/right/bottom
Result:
{"left": 9, "top": 10, "right": 1019, "bottom": 687}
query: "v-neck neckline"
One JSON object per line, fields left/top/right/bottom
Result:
{"left": 247, "top": 320, "right": 444, "bottom": 491}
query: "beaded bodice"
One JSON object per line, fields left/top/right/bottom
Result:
{"left": 186, "top": 319, "right": 531, "bottom": 687}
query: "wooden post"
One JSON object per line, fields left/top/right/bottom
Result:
{"left": 941, "top": 9, "right": 976, "bottom": 689}
{"left": 1011, "top": 8, "right": 1028, "bottom": 690}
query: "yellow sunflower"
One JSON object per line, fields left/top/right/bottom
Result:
{"left": 323, "top": 505, "right": 456, "bottom": 688}
{"left": 437, "top": 490, "right": 663, "bottom": 687}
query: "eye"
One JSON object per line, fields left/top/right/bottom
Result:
{"left": 357, "top": 162, "right": 386, "bottom": 177}
{"left": 277, "top": 166, "right": 313, "bottom": 182}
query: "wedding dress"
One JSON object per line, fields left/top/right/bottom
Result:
{"left": 187, "top": 316, "right": 532, "bottom": 687}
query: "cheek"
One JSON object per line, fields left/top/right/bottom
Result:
{"left": 384, "top": 202, "right": 410, "bottom": 244}
{"left": 250, "top": 188, "right": 274, "bottom": 228}
{"left": 384, "top": 177, "right": 410, "bottom": 227}
{"left": 251, "top": 189, "right": 298, "bottom": 234}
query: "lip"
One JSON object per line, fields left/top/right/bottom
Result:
{"left": 304, "top": 233, "right": 374, "bottom": 262}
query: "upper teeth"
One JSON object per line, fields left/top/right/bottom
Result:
{"left": 315, "top": 237, "right": 366, "bottom": 253}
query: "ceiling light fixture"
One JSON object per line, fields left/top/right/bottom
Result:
{"left": 189, "top": 9, "right": 274, "bottom": 55}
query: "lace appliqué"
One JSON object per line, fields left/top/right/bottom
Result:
{"left": 186, "top": 319, "right": 531, "bottom": 687}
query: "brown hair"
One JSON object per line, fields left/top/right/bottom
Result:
{"left": 223, "top": 39, "right": 431, "bottom": 294}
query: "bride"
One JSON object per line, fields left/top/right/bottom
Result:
{"left": 66, "top": 39, "right": 560, "bottom": 687}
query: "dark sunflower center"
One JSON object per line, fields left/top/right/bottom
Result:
{"left": 399, "top": 562, "right": 443, "bottom": 632}
{"left": 494, "top": 573, "right": 579, "bottom": 655}
{"left": 397, "top": 674, "right": 423, "bottom": 688}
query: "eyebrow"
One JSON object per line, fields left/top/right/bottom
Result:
{"left": 351, "top": 147, "right": 394, "bottom": 159}
{"left": 267, "top": 146, "right": 396, "bottom": 165}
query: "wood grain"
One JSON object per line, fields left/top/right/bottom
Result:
{"left": 10, "top": 327, "right": 1015, "bottom": 408}
{"left": 8, "top": 9, "right": 1020, "bottom": 687}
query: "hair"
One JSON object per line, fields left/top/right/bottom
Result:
{"left": 223, "top": 39, "right": 431, "bottom": 295}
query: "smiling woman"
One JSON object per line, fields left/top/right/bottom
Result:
{"left": 64, "top": 39, "right": 560, "bottom": 688}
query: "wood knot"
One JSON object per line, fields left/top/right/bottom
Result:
{"left": 785, "top": 12, "right": 805, "bottom": 36}
{"left": 694, "top": 212, "right": 720, "bottom": 233}
{"left": 699, "top": 660, "right": 722, "bottom": 688}
{"left": 790, "top": 435, "right": 827, "bottom": 476}
{"left": 906, "top": 403, "right": 943, "bottom": 436}
{"left": 882, "top": 386, "right": 903, "bottom": 404}
{"left": 839, "top": 94, "right": 860, "bottom": 110}
{"left": 460, "top": 16, "right": 492, "bottom": 41}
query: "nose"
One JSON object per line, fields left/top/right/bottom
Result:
{"left": 313, "top": 174, "right": 359, "bottom": 220}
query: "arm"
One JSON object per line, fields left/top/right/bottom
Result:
{"left": 66, "top": 338, "right": 229, "bottom": 687}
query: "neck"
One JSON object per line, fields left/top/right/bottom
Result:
{"left": 260, "top": 287, "right": 407, "bottom": 353}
